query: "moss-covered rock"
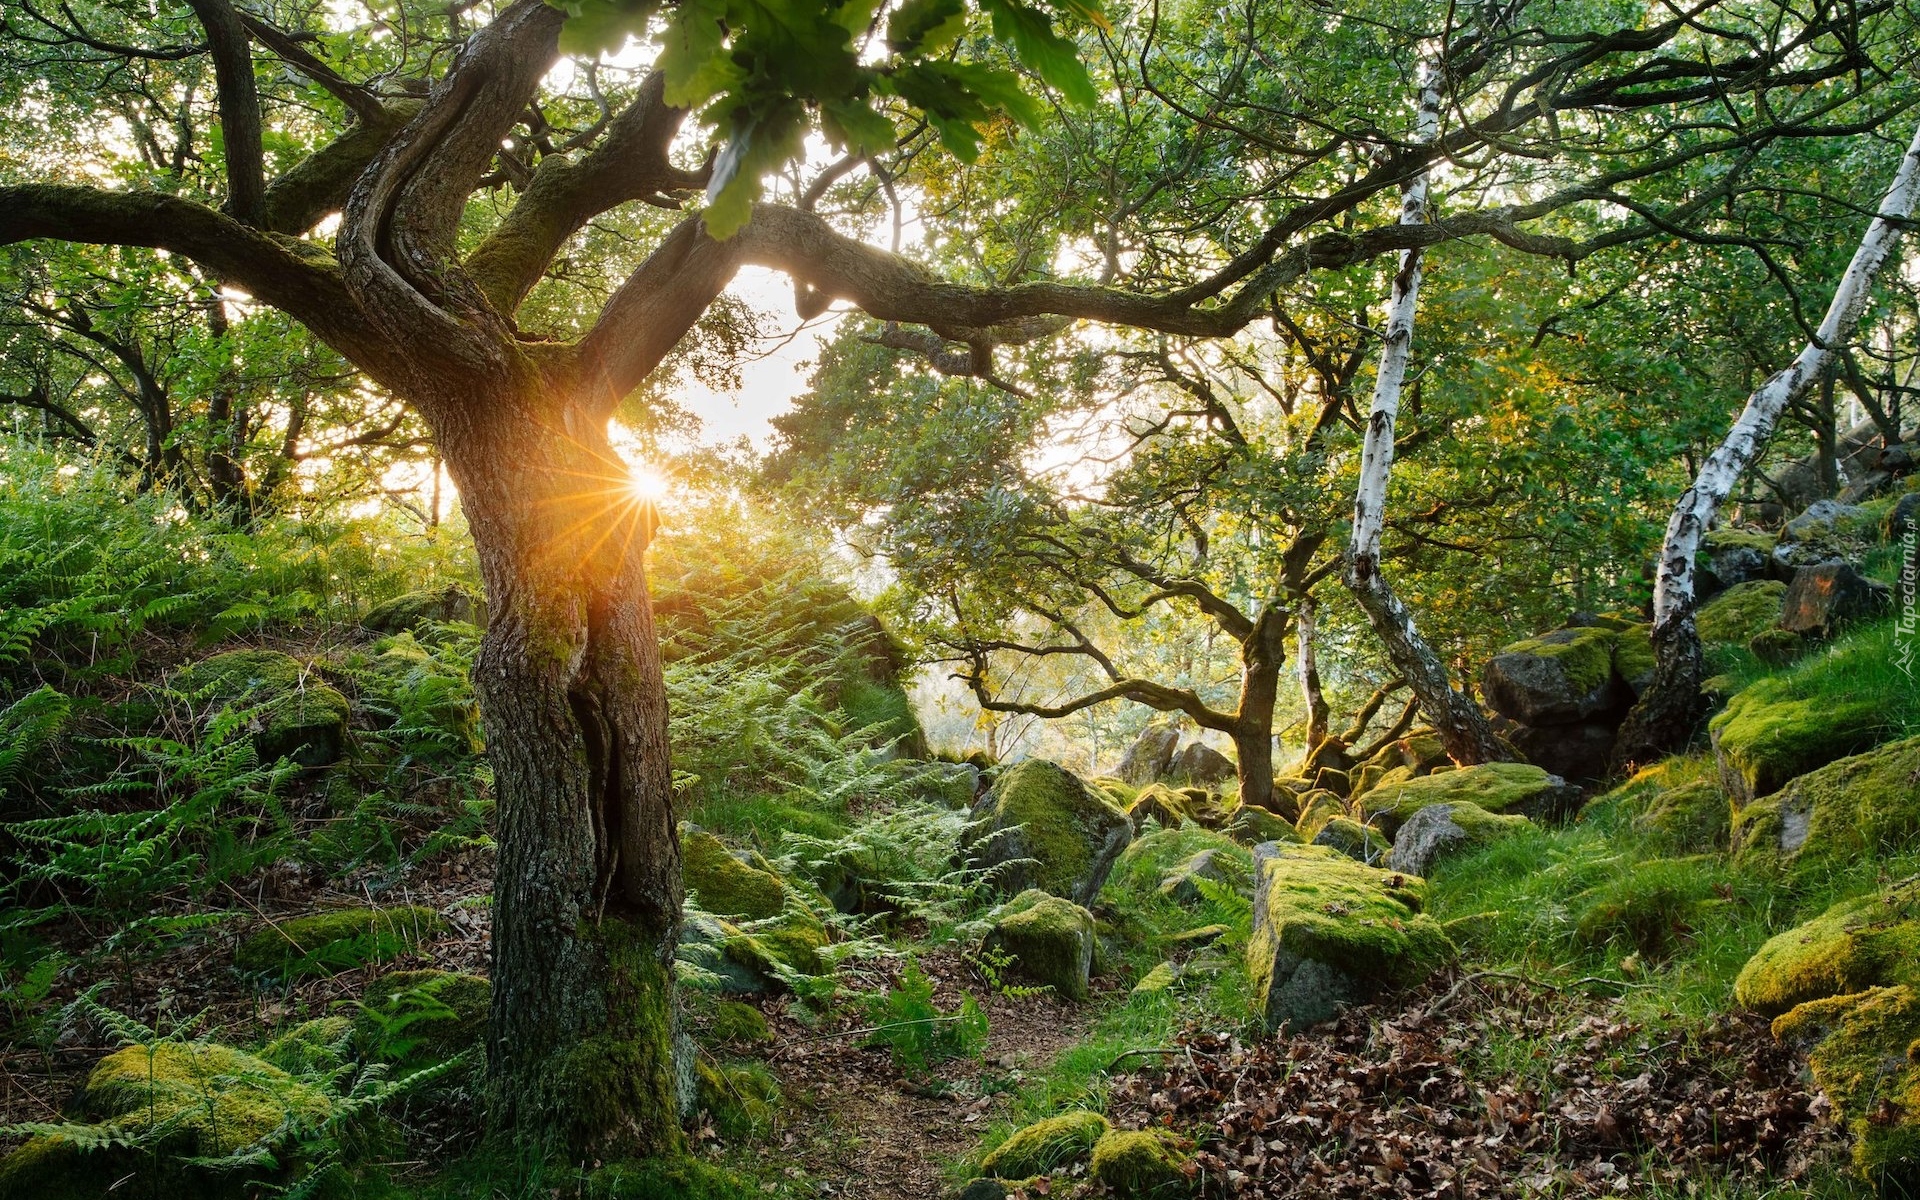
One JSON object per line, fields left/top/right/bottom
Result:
{"left": 1107, "top": 827, "right": 1249, "bottom": 906}
{"left": 1736, "top": 884, "right": 1920, "bottom": 1016}
{"left": 1709, "top": 675, "right": 1888, "bottom": 802}
{"left": 1385, "top": 802, "right": 1530, "bottom": 877}
{"left": 1311, "top": 766, "right": 1352, "bottom": 797}
{"left": 363, "top": 583, "right": 482, "bottom": 635}
{"left": 723, "top": 912, "right": 829, "bottom": 982}
{"left": 1089, "top": 1129, "right": 1194, "bottom": 1195}
{"left": 682, "top": 828, "right": 788, "bottom": 920}
{"left": 354, "top": 969, "right": 489, "bottom": 1067}
{"left": 174, "top": 649, "right": 351, "bottom": 767}
{"left": 1127, "top": 783, "right": 1194, "bottom": 831}
{"left": 1698, "top": 529, "right": 1777, "bottom": 594}
{"left": 259, "top": 1016, "right": 352, "bottom": 1075}
{"left": 1772, "top": 985, "right": 1920, "bottom": 1190}
{"left": 1731, "top": 735, "right": 1920, "bottom": 876}
{"left": 704, "top": 999, "right": 771, "bottom": 1044}
{"left": 1612, "top": 623, "right": 1656, "bottom": 696}
{"left": 1696, "top": 580, "right": 1787, "bottom": 648}
{"left": 1482, "top": 625, "right": 1625, "bottom": 725}
{"left": 1293, "top": 789, "right": 1347, "bottom": 840}
{"left": 983, "top": 889, "right": 1098, "bottom": 1000}
{"left": 1357, "top": 762, "right": 1579, "bottom": 838}
{"left": 981, "top": 1110, "right": 1110, "bottom": 1178}
{"left": 961, "top": 759, "right": 1134, "bottom": 904}
{"left": 1310, "top": 816, "right": 1390, "bottom": 864}
{"left": 695, "top": 1058, "right": 781, "bottom": 1140}
{"left": 1248, "top": 842, "right": 1450, "bottom": 1031}
{"left": 235, "top": 905, "right": 443, "bottom": 978}
{"left": 1131, "top": 961, "right": 1180, "bottom": 994}
{"left": 1223, "top": 802, "right": 1297, "bottom": 847}
{"left": 0, "top": 1042, "right": 333, "bottom": 1199}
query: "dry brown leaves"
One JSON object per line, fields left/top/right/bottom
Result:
{"left": 1104, "top": 978, "right": 1838, "bottom": 1198}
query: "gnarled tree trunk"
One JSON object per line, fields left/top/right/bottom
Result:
{"left": 1614, "top": 115, "right": 1920, "bottom": 769}
{"left": 1233, "top": 606, "right": 1288, "bottom": 809}
{"left": 439, "top": 385, "right": 684, "bottom": 1153}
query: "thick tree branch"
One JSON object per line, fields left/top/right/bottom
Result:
{"left": 184, "top": 0, "right": 266, "bottom": 223}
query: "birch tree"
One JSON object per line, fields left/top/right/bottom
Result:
{"left": 1343, "top": 60, "right": 1511, "bottom": 765}
{"left": 1614, "top": 116, "right": 1920, "bottom": 767}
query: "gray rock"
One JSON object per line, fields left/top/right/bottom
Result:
{"left": 676, "top": 913, "right": 771, "bottom": 995}
{"left": 1783, "top": 499, "right": 1867, "bottom": 543}
{"left": 1506, "top": 719, "right": 1617, "bottom": 783}
{"left": 1697, "top": 531, "right": 1773, "bottom": 597}
{"left": 1116, "top": 723, "right": 1180, "bottom": 785}
{"left": 1780, "top": 562, "right": 1891, "bottom": 638}
{"left": 1387, "top": 802, "right": 1529, "bottom": 877}
{"left": 1482, "top": 626, "right": 1626, "bottom": 726}
{"left": 1885, "top": 492, "right": 1920, "bottom": 544}
{"left": 1169, "top": 740, "right": 1235, "bottom": 786}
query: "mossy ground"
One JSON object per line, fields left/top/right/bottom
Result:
{"left": 235, "top": 905, "right": 446, "bottom": 978}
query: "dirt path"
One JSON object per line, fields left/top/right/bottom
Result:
{"left": 755, "top": 952, "right": 1105, "bottom": 1199}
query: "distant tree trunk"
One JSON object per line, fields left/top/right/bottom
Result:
{"left": 436, "top": 381, "right": 685, "bottom": 1155}
{"left": 203, "top": 294, "right": 252, "bottom": 518}
{"left": 1343, "top": 61, "right": 1511, "bottom": 767}
{"left": 1815, "top": 370, "right": 1841, "bottom": 497}
{"left": 1614, "top": 115, "right": 1920, "bottom": 769}
{"left": 1234, "top": 606, "right": 1287, "bottom": 809}
{"left": 1295, "top": 594, "right": 1330, "bottom": 752}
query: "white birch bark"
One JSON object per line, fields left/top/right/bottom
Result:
{"left": 1343, "top": 60, "right": 1510, "bottom": 764}
{"left": 1651, "top": 116, "right": 1920, "bottom": 631}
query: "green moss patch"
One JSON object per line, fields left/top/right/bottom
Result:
{"left": 235, "top": 905, "right": 444, "bottom": 978}
{"left": 1773, "top": 986, "right": 1920, "bottom": 1190}
{"left": 354, "top": 969, "right": 489, "bottom": 1067}
{"left": 981, "top": 1110, "right": 1110, "bottom": 1178}
{"left": 1090, "top": 1129, "right": 1194, "bottom": 1195}
{"left": 0, "top": 1042, "right": 333, "bottom": 1199}
{"left": 174, "top": 649, "right": 350, "bottom": 767}
{"left": 1248, "top": 842, "right": 1450, "bottom": 1030}
{"left": 1697, "top": 580, "right": 1787, "bottom": 648}
{"left": 683, "top": 828, "right": 788, "bottom": 920}
{"left": 1732, "top": 735, "right": 1920, "bottom": 877}
{"left": 1358, "top": 762, "right": 1576, "bottom": 838}
{"left": 1736, "top": 884, "right": 1920, "bottom": 1016}
{"left": 695, "top": 1058, "right": 781, "bottom": 1140}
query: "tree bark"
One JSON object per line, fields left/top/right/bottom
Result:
{"left": 1295, "top": 594, "right": 1330, "bottom": 751}
{"left": 1233, "top": 606, "right": 1287, "bottom": 810}
{"left": 437, "top": 383, "right": 685, "bottom": 1155}
{"left": 1342, "top": 61, "right": 1511, "bottom": 766}
{"left": 1614, "top": 114, "right": 1920, "bottom": 769}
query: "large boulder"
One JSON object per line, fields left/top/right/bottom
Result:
{"left": 174, "top": 649, "right": 350, "bottom": 767}
{"left": 1116, "top": 723, "right": 1181, "bottom": 785}
{"left": 1247, "top": 842, "right": 1449, "bottom": 1031}
{"left": 1709, "top": 677, "right": 1889, "bottom": 802}
{"left": 1731, "top": 735, "right": 1920, "bottom": 875}
{"left": 1222, "top": 802, "right": 1297, "bottom": 847}
{"left": 1697, "top": 529, "right": 1777, "bottom": 597}
{"left": 1107, "top": 827, "right": 1251, "bottom": 907}
{"left": 1356, "top": 762, "right": 1580, "bottom": 838}
{"left": 1778, "top": 562, "right": 1891, "bottom": 639}
{"left": 1695, "top": 579, "right": 1786, "bottom": 648}
{"left": 0, "top": 1042, "right": 332, "bottom": 1198}
{"left": 961, "top": 759, "right": 1133, "bottom": 905}
{"left": 1482, "top": 625, "right": 1630, "bottom": 726}
{"left": 1386, "top": 802, "right": 1530, "bottom": 877}
{"left": 1168, "top": 740, "right": 1235, "bottom": 786}
{"left": 1783, "top": 498, "right": 1869, "bottom": 544}
{"left": 982, "top": 889, "right": 1099, "bottom": 1000}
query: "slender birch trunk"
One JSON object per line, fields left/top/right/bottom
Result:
{"left": 1614, "top": 116, "right": 1920, "bottom": 768}
{"left": 1343, "top": 60, "right": 1511, "bottom": 766}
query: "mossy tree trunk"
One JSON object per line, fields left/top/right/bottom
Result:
{"left": 438, "top": 388, "right": 684, "bottom": 1153}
